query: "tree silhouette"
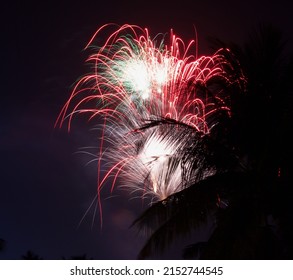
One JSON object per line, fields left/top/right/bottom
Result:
{"left": 194, "top": 23, "right": 293, "bottom": 259}
{"left": 0, "top": 239, "right": 5, "bottom": 252}
{"left": 62, "top": 254, "right": 93, "bottom": 260}
{"left": 21, "top": 250, "right": 43, "bottom": 260}
{"left": 131, "top": 23, "right": 293, "bottom": 259}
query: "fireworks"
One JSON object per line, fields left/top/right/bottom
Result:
{"left": 56, "top": 23, "right": 241, "bottom": 208}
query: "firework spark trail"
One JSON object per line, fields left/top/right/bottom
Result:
{"left": 56, "top": 23, "right": 241, "bottom": 212}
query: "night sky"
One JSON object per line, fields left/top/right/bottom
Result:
{"left": 1, "top": 0, "right": 293, "bottom": 260}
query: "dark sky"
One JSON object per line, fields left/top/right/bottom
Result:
{"left": 1, "top": 0, "right": 292, "bottom": 260}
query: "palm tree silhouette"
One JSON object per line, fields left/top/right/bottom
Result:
{"left": 131, "top": 23, "right": 293, "bottom": 259}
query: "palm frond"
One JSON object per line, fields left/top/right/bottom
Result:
{"left": 133, "top": 172, "right": 247, "bottom": 259}
{"left": 182, "top": 242, "right": 207, "bottom": 259}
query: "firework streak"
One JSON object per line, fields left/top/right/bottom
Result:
{"left": 56, "top": 23, "right": 241, "bottom": 212}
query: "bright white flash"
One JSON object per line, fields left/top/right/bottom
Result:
{"left": 123, "top": 60, "right": 150, "bottom": 99}
{"left": 138, "top": 133, "right": 182, "bottom": 199}
{"left": 121, "top": 57, "right": 170, "bottom": 99}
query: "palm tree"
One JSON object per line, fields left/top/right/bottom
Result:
{"left": 131, "top": 23, "right": 293, "bottom": 259}
{"left": 195, "top": 23, "right": 293, "bottom": 259}
{"left": 130, "top": 56, "right": 246, "bottom": 259}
